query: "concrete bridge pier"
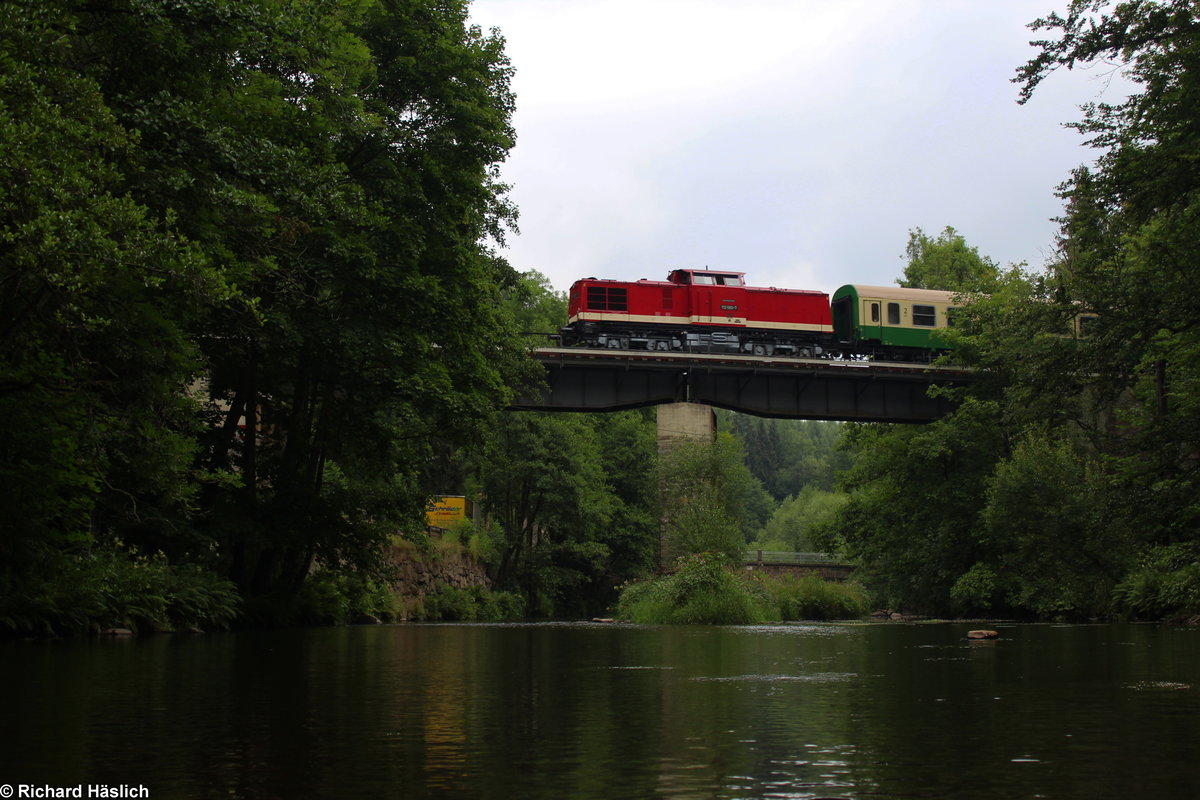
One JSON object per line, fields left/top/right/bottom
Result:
{"left": 655, "top": 403, "right": 716, "bottom": 571}
{"left": 656, "top": 402, "right": 715, "bottom": 448}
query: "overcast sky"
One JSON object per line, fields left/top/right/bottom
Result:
{"left": 467, "top": 0, "right": 1131, "bottom": 297}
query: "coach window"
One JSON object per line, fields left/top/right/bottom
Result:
{"left": 912, "top": 304, "right": 937, "bottom": 327}
{"left": 887, "top": 302, "right": 900, "bottom": 325}
{"left": 869, "top": 302, "right": 880, "bottom": 323}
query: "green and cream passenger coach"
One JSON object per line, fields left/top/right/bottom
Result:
{"left": 831, "top": 285, "right": 962, "bottom": 360}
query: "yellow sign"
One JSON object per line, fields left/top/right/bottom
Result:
{"left": 425, "top": 496, "right": 470, "bottom": 529}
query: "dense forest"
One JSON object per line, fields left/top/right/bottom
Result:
{"left": 3, "top": 0, "right": 1199, "bottom": 633}
{"left": 0, "top": 0, "right": 531, "bottom": 632}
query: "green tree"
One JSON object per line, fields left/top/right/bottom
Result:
{"left": 817, "top": 399, "right": 1006, "bottom": 614}
{"left": 476, "top": 410, "right": 656, "bottom": 616}
{"left": 724, "top": 413, "right": 849, "bottom": 499}
{"left": 590, "top": 409, "right": 660, "bottom": 598}
{"left": 658, "top": 433, "right": 768, "bottom": 563}
{"left": 752, "top": 486, "right": 847, "bottom": 553}
{"left": 0, "top": 0, "right": 525, "bottom": 629}
{"left": 475, "top": 410, "right": 614, "bottom": 618}
{"left": 0, "top": 2, "right": 221, "bottom": 614}
{"left": 899, "top": 225, "right": 1000, "bottom": 292}
{"left": 1009, "top": 0, "right": 1200, "bottom": 615}
{"left": 976, "top": 432, "right": 1127, "bottom": 616}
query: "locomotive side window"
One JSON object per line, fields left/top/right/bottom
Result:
{"left": 887, "top": 302, "right": 900, "bottom": 325}
{"left": 586, "top": 286, "right": 628, "bottom": 311}
{"left": 912, "top": 304, "right": 937, "bottom": 327}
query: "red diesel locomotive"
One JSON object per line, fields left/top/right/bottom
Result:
{"left": 560, "top": 268, "right": 835, "bottom": 357}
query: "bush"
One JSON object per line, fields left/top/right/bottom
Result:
{"left": 0, "top": 545, "right": 240, "bottom": 635}
{"left": 1113, "top": 544, "right": 1200, "bottom": 619}
{"left": 417, "top": 585, "right": 526, "bottom": 621}
{"left": 440, "top": 519, "right": 502, "bottom": 565}
{"left": 613, "top": 553, "right": 870, "bottom": 624}
{"left": 614, "top": 552, "right": 776, "bottom": 624}
{"left": 295, "top": 569, "right": 406, "bottom": 625}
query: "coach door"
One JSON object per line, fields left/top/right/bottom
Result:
{"left": 862, "top": 299, "right": 883, "bottom": 342}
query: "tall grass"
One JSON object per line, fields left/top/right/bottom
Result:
{"left": 758, "top": 573, "right": 870, "bottom": 620}
{"left": 614, "top": 552, "right": 869, "bottom": 624}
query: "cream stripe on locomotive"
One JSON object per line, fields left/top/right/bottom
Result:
{"left": 568, "top": 311, "right": 832, "bottom": 333}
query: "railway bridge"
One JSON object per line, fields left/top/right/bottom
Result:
{"left": 511, "top": 347, "right": 970, "bottom": 423}
{"left": 507, "top": 347, "right": 956, "bottom": 571}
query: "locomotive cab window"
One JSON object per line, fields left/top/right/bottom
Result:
{"left": 887, "top": 302, "right": 900, "bottom": 325}
{"left": 912, "top": 304, "right": 937, "bottom": 327}
{"left": 586, "top": 286, "right": 628, "bottom": 311}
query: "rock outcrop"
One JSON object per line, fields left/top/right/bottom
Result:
{"left": 387, "top": 542, "right": 492, "bottom": 619}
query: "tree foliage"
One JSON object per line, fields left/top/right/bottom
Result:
{"left": 722, "top": 413, "right": 849, "bottom": 499}
{"left": 823, "top": 0, "right": 1200, "bottom": 619}
{"left": 658, "top": 434, "right": 768, "bottom": 563}
{"left": 899, "top": 225, "right": 1001, "bottom": 293}
{"left": 1010, "top": 0, "right": 1200, "bottom": 615}
{"left": 752, "top": 486, "right": 847, "bottom": 553}
{"left": 455, "top": 274, "right": 660, "bottom": 617}
{"left": 0, "top": 0, "right": 523, "bottom": 631}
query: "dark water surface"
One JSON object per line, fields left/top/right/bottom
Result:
{"left": 3, "top": 622, "right": 1199, "bottom": 799}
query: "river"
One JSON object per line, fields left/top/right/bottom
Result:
{"left": 3, "top": 622, "right": 1198, "bottom": 799}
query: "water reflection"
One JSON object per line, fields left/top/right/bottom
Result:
{"left": 2, "top": 623, "right": 1199, "bottom": 799}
